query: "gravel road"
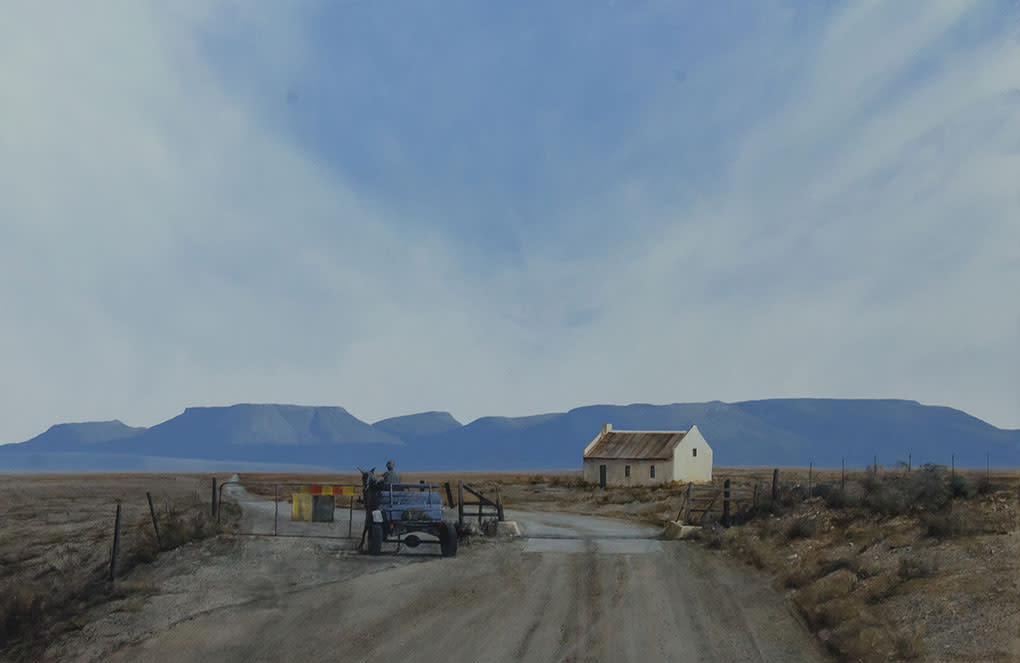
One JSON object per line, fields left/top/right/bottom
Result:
{"left": 102, "top": 507, "right": 827, "bottom": 662}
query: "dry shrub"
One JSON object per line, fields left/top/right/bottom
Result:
{"left": 898, "top": 553, "right": 939, "bottom": 581}
{"left": 817, "top": 556, "right": 854, "bottom": 578}
{"left": 895, "top": 625, "right": 927, "bottom": 660}
{"left": 826, "top": 623, "right": 899, "bottom": 662}
{"left": 161, "top": 494, "right": 221, "bottom": 549}
{"left": 860, "top": 572, "right": 901, "bottom": 604}
{"left": 922, "top": 510, "right": 983, "bottom": 540}
{"left": 863, "top": 463, "right": 953, "bottom": 516}
{"left": 783, "top": 569, "right": 814, "bottom": 589}
{"left": 950, "top": 474, "right": 976, "bottom": 499}
{"left": 785, "top": 515, "right": 818, "bottom": 540}
{"left": 747, "top": 548, "right": 766, "bottom": 570}
{"left": 547, "top": 475, "right": 591, "bottom": 489}
{"left": 822, "top": 487, "right": 859, "bottom": 509}
{"left": 810, "top": 597, "right": 863, "bottom": 630}
{"left": 792, "top": 569, "right": 857, "bottom": 629}
{"left": 702, "top": 522, "right": 724, "bottom": 549}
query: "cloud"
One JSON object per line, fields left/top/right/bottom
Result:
{"left": 1, "top": 1, "right": 1018, "bottom": 445}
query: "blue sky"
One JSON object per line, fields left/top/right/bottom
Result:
{"left": 1, "top": 0, "right": 1018, "bottom": 443}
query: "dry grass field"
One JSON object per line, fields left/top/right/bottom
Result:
{"left": 0, "top": 473, "right": 234, "bottom": 658}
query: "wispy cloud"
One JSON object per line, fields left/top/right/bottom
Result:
{"left": 1, "top": 1, "right": 1017, "bottom": 443}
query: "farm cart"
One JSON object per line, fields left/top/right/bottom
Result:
{"left": 358, "top": 471, "right": 458, "bottom": 557}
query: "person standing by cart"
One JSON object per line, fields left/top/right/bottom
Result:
{"left": 380, "top": 459, "right": 401, "bottom": 486}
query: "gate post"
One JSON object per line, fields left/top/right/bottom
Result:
{"left": 274, "top": 484, "right": 279, "bottom": 536}
{"left": 211, "top": 478, "right": 217, "bottom": 517}
{"left": 147, "top": 492, "right": 162, "bottom": 550}
{"left": 109, "top": 503, "right": 122, "bottom": 582}
{"left": 722, "top": 479, "right": 731, "bottom": 527}
{"left": 771, "top": 468, "right": 779, "bottom": 503}
{"left": 684, "top": 482, "right": 693, "bottom": 523}
{"left": 348, "top": 492, "right": 354, "bottom": 538}
{"left": 457, "top": 481, "right": 464, "bottom": 529}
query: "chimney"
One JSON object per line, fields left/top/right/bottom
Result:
{"left": 602, "top": 423, "right": 612, "bottom": 435}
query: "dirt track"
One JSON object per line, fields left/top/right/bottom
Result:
{"left": 87, "top": 508, "right": 826, "bottom": 663}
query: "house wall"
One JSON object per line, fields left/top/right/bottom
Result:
{"left": 671, "top": 425, "right": 713, "bottom": 483}
{"left": 583, "top": 458, "right": 673, "bottom": 486}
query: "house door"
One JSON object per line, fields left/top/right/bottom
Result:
{"left": 599, "top": 464, "right": 607, "bottom": 488}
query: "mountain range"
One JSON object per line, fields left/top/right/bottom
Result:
{"left": 1, "top": 399, "right": 1017, "bottom": 472}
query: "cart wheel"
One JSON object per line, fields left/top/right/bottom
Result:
{"left": 439, "top": 521, "right": 458, "bottom": 558}
{"left": 368, "top": 523, "right": 383, "bottom": 555}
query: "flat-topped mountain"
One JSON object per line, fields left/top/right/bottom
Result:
{"left": 373, "top": 411, "right": 462, "bottom": 439}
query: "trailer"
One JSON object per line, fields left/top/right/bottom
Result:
{"left": 359, "top": 471, "right": 458, "bottom": 557}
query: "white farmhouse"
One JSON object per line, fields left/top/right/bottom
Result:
{"left": 582, "top": 423, "right": 713, "bottom": 487}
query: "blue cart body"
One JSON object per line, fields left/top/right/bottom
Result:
{"left": 363, "top": 483, "right": 457, "bottom": 556}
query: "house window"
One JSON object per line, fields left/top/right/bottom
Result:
{"left": 650, "top": 465, "right": 655, "bottom": 478}
{"left": 625, "top": 465, "right": 630, "bottom": 477}
{"left": 692, "top": 448, "right": 697, "bottom": 457}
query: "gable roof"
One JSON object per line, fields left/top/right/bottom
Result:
{"left": 583, "top": 429, "right": 689, "bottom": 460}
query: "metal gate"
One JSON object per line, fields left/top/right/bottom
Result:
{"left": 216, "top": 480, "right": 365, "bottom": 539}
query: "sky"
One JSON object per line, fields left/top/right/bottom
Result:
{"left": 1, "top": 0, "right": 1019, "bottom": 444}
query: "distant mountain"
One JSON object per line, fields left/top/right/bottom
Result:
{"left": 5, "top": 420, "right": 147, "bottom": 452}
{"left": 373, "top": 411, "right": 462, "bottom": 439}
{"left": 1, "top": 399, "right": 1018, "bottom": 471}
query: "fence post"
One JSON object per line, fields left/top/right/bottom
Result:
{"left": 684, "top": 482, "right": 693, "bottom": 523}
{"left": 722, "top": 479, "right": 731, "bottom": 527}
{"left": 109, "top": 503, "right": 122, "bottom": 582}
{"left": 841, "top": 459, "right": 845, "bottom": 493}
{"left": 445, "top": 482, "right": 455, "bottom": 507}
{"left": 348, "top": 492, "right": 354, "bottom": 538}
{"left": 147, "top": 492, "right": 162, "bottom": 551}
{"left": 211, "top": 478, "right": 217, "bottom": 517}
{"left": 771, "top": 469, "right": 779, "bottom": 503}
{"left": 458, "top": 481, "right": 464, "bottom": 529}
{"left": 496, "top": 486, "right": 505, "bottom": 521}
{"left": 274, "top": 484, "right": 279, "bottom": 536}
{"left": 808, "top": 462, "right": 813, "bottom": 499}
{"left": 951, "top": 454, "right": 955, "bottom": 481}
{"left": 908, "top": 452, "right": 911, "bottom": 473}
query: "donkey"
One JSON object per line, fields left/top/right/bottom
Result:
{"left": 357, "top": 467, "right": 385, "bottom": 550}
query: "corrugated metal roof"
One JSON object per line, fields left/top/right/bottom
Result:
{"left": 583, "top": 430, "right": 688, "bottom": 460}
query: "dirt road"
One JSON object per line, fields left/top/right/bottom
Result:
{"left": 95, "top": 509, "right": 826, "bottom": 663}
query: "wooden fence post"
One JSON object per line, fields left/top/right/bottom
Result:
{"left": 722, "top": 479, "right": 731, "bottom": 527}
{"left": 211, "top": 477, "right": 217, "bottom": 517}
{"left": 684, "top": 482, "right": 693, "bottom": 523}
{"left": 109, "top": 503, "right": 122, "bottom": 582}
{"left": 445, "top": 482, "right": 455, "bottom": 508}
{"left": 458, "top": 481, "right": 464, "bottom": 529}
{"left": 147, "top": 492, "right": 162, "bottom": 551}
{"left": 841, "top": 459, "right": 846, "bottom": 493}
{"left": 808, "top": 462, "right": 813, "bottom": 499}
{"left": 771, "top": 469, "right": 779, "bottom": 503}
